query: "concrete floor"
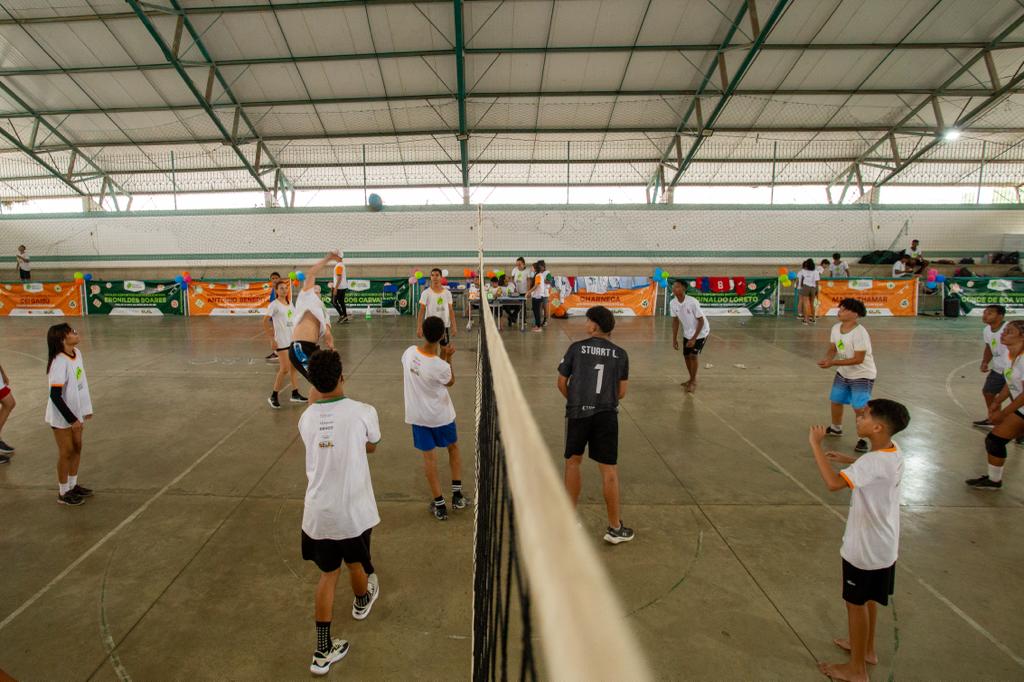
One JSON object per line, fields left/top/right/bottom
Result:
{"left": 0, "top": 313, "right": 1022, "bottom": 681}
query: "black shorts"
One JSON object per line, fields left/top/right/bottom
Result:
{"left": 439, "top": 327, "right": 451, "bottom": 347}
{"left": 288, "top": 340, "right": 319, "bottom": 380}
{"left": 564, "top": 412, "right": 619, "bottom": 465}
{"left": 682, "top": 336, "right": 707, "bottom": 356}
{"left": 842, "top": 559, "right": 895, "bottom": 606}
{"left": 302, "top": 528, "right": 374, "bottom": 574}
{"left": 18, "top": 269, "right": 30, "bottom": 281}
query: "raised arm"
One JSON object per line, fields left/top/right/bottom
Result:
{"left": 303, "top": 252, "right": 341, "bottom": 291}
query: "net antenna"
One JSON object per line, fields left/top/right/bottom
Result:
{"left": 471, "top": 205, "right": 652, "bottom": 682}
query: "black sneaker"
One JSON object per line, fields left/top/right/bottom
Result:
{"left": 265, "top": 352, "right": 278, "bottom": 362}
{"left": 972, "top": 418, "right": 994, "bottom": 429}
{"left": 310, "top": 639, "right": 349, "bottom": 676}
{"left": 0, "top": 454, "right": 10, "bottom": 465}
{"left": 58, "top": 491, "right": 84, "bottom": 506}
{"left": 290, "top": 391, "right": 308, "bottom": 403}
{"left": 825, "top": 426, "right": 843, "bottom": 437}
{"left": 854, "top": 439, "right": 869, "bottom": 453}
{"left": 0, "top": 439, "right": 13, "bottom": 453}
{"left": 452, "top": 491, "right": 468, "bottom": 510}
{"left": 267, "top": 395, "right": 281, "bottom": 409}
{"left": 431, "top": 501, "right": 448, "bottom": 521}
{"left": 965, "top": 475, "right": 1002, "bottom": 490}
{"left": 604, "top": 522, "right": 635, "bottom": 545}
{"left": 71, "top": 484, "right": 93, "bottom": 498}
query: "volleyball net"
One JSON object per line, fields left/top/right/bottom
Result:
{"left": 471, "top": 211, "right": 651, "bottom": 681}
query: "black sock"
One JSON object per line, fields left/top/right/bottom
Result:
{"left": 292, "top": 388, "right": 301, "bottom": 396}
{"left": 316, "top": 621, "right": 331, "bottom": 653}
{"left": 434, "top": 495, "right": 445, "bottom": 506}
{"left": 355, "top": 591, "right": 370, "bottom": 607}
{"left": 452, "top": 480, "right": 462, "bottom": 494}
{"left": 271, "top": 391, "right": 278, "bottom": 399}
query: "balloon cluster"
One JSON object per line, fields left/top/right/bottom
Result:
{"left": 925, "top": 268, "right": 945, "bottom": 290}
{"left": 73, "top": 272, "right": 93, "bottom": 283}
{"left": 777, "top": 267, "right": 798, "bottom": 288}
{"left": 174, "top": 271, "right": 193, "bottom": 287}
{"left": 652, "top": 267, "right": 671, "bottom": 288}
{"left": 288, "top": 271, "right": 306, "bottom": 282}
{"left": 462, "top": 268, "right": 478, "bottom": 279}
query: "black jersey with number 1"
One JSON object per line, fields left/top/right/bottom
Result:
{"left": 557, "top": 337, "right": 629, "bottom": 419}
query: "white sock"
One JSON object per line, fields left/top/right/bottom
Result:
{"left": 59, "top": 481, "right": 69, "bottom": 495}
{"left": 68, "top": 474, "right": 77, "bottom": 488}
{"left": 830, "top": 424, "right": 842, "bottom": 431}
{"left": 989, "top": 464, "right": 1004, "bottom": 483}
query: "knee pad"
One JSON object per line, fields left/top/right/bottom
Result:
{"left": 986, "top": 432, "right": 1010, "bottom": 459}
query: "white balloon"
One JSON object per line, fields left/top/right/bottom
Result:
{"left": 441, "top": 269, "right": 449, "bottom": 277}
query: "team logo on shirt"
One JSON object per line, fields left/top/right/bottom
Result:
{"left": 436, "top": 297, "right": 444, "bottom": 306}
{"left": 317, "top": 439, "right": 334, "bottom": 448}
{"left": 836, "top": 340, "right": 846, "bottom": 352}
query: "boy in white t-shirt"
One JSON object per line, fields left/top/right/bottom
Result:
{"left": 299, "top": 349, "right": 381, "bottom": 676}
{"left": 329, "top": 253, "right": 350, "bottom": 323}
{"left": 402, "top": 315, "right": 465, "bottom": 520}
{"left": 45, "top": 323, "right": 94, "bottom": 506}
{"left": 808, "top": 398, "right": 910, "bottom": 682}
{"left": 417, "top": 268, "right": 457, "bottom": 360}
{"left": 0, "top": 360, "right": 17, "bottom": 462}
{"left": 669, "top": 279, "right": 711, "bottom": 393}
{"left": 974, "top": 304, "right": 1008, "bottom": 429}
{"left": 890, "top": 255, "right": 911, "bottom": 278}
{"left": 830, "top": 252, "right": 851, "bottom": 278}
{"left": 819, "top": 298, "right": 875, "bottom": 453}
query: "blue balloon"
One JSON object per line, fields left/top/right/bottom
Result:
{"left": 658, "top": 277, "right": 668, "bottom": 288}
{"left": 935, "top": 274, "right": 946, "bottom": 283}
{"left": 83, "top": 273, "right": 92, "bottom": 281}
{"left": 654, "top": 267, "right": 663, "bottom": 279}
{"left": 926, "top": 280, "right": 937, "bottom": 289}
{"left": 174, "top": 275, "right": 184, "bottom": 284}
{"left": 788, "top": 271, "right": 797, "bottom": 280}
{"left": 296, "top": 271, "right": 306, "bottom": 281}
{"left": 418, "top": 277, "right": 428, "bottom": 286}
{"left": 368, "top": 193, "right": 383, "bottom": 211}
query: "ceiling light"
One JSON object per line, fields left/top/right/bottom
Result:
{"left": 943, "top": 128, "right": 961, "bottom": 141}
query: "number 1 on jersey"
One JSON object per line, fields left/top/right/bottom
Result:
{"left": 594, "top": 363, "right": 605, "bottom": 393}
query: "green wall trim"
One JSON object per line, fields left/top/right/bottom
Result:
{"left": 26, "top": 249, "right": 992, "bottom": 262}
{"left": 2, "top": 202, "right": 1024, "bottom": 222}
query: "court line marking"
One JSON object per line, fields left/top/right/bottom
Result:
{"left": 98, "top": 543, "right": 132, "bottom": 681}
{"left": 0, "top": 409, "right": 261, "bottom": 632}
{"left": 945, "top": 358, "right": 981, "bottom": 418}
{"left": 696, "top": 398, "right": 1024, "bottom": 669}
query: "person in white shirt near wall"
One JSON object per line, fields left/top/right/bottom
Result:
{"left": 15, "top": 245, "right": 30, "bottom": 281}
{"left": 890, "top": 255, "right": 911, "bottom": 278}
{"left": 510, "top": 256, "right": 529, "bottom": 297}
{"left": 417, "top": 268, "right": 457, "bottom": 360}
{"left": 818, "top": 298, "right": 875, "bottom": 454}
{"left": 796, "top": 259, "right": 821, "bottom": 325}
{"left": 808, "top": 398, "right": 910, "bottom": 682}
{"left": 329, "top": 252, "right": 351, "bottom": 323}
{"left": 265, "top": 279, "right": 307, "bottom": 409}
{"left": 973, "top": 304, "right": 1009, "bottom": 429}
{"left": 45, "top": 323, "right": 94, "bottom": 506}
{"left": 298, "top": 349, "right": 381, "bottom": 676}
{"left": 902, "top": 238, "right": 927, "bottom": 274}
{"left": 670, "top": 279, "right": 711, "bottom": 394}
{"left": 830, "top": 252, "right": 851, "bottom": 278}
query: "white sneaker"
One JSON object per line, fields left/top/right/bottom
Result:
{"left": 310, "top": 638, "right": 349, "bottom": 675}
{"left": 352, "top": 574, "right": 379, "bottom": 620}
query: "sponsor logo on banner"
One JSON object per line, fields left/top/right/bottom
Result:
{"left": 0, "top": 282, "right": 84, "bottom": 316}
{"left": 188, "top": 281, "right": 272, "bottom": 316}
{"left": 348, "top": 280, "right": 372, "bottom": 292}
{"left": 951, "top": 277, "right": 1024, "bottom": 316}
{"left": 123, "top": 280, "right": 146, "bottom": 292}
{"left": 815, "top": 279, "right": 917, "bottom": 317}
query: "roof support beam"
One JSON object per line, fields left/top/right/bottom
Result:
{"left": 453, "top": 0, "right": 470, "bottom": 204}
{"left": 651, "top": 0, "right": 791, "bottom": 200}
{"left": 829, "top": 9, "right": 1024, "bottom": 194}
{"left": 125, "top": 0, "right": 290, "bottom": 202}
{"left": 0, "top": 80, "right": 130, "bottom": 208}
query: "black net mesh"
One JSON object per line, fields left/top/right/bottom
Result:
{"left": 472, "top": 323, "right": 538, "bottom": 682}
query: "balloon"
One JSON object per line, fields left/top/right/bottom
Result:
{"left": 788, "top": 271, "right": 797, "bottom": 280}
{"left": 496, "top": 270, "right": 505, "bottom": 277}
{"left": 661, "top": 271, "right": 670, "bottom": 280}
{"left": 658, "top": 277, "right": 668, "bottom": 288}
{"left": 928, "top": 268, "right": 938, "bottom": 277}
{"left": 777, "top": 267, "right": 788, "bottom": 275}
{"left": 927, "top": 273, "right": 936, "bottom": 282}
{"left": 441, "top": 277, "right": 449, "bottom": 285}
{"left": 175, "top": 275, "right": 184, "bottom": 284}
{"left": 782, "top": 278, "right": 793, "bottom": 287}
{"left": 463, "top": 268, "right": 471, "bottom": 277}
{"left": 441, "top": 269, "right": 449, "bottom": 277}
{"left": 182, "top": 271, "right": 190, "bottom": 278}
{"left": 183, "top": 275, "right": 192, "bottom": 284}
{"left": 408, "top": 276, "right": 416, "bottom": 284}
{"left": 654, "top": 267, "right": 663, "bottom": 279}
{"left": 73, "top": 271, "right": 83, "bottom": 279}
{"left": 296, "top": 272, "right": 306, "bottom": 281}
{"left": 418, "top": 277, "right": 428, "bottom": 286}
{"left": 486, "top": 271, "right": 495, "bottom": 278}
{"left": 83, "top": 273, "right": 93, "bottom": 281}
{"left": 414, "top": 270, "right": 423, "bottom": 279}
{"left": 288, "top": 271, "right": 296, "bottom": 279}
{"left": 936, "top": 274, "right": 946, "bottom": 283}
{"left": 926, "top": 280, "right": 937, "bottom": 289}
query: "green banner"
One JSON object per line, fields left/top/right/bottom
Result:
{"left": 684, "top": 277, "right": 778, "bottom": 316}
{"left": 315, "top": 278, "right": 413, "bottom": 316}
{"left": 87, "top": 280, "right": 185, "bottom": 315}
{"left": 948, "top": 277, "right": 1024, "bottom": 316}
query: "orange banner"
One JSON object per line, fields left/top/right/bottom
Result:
{"left": 0, "top": 281, "right": 83, "bottom": 316}
{"left": 551, "top": 282, "right": 658, "bottom": 317}
{"left": 815, "top": 279, "right": 918, "bottom": 317}
{"left": 187, "top": 281, "right": 274, "bottom": 316}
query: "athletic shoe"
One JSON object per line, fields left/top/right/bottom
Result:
{"left": 57, "top": 491, "right": 84, "bottom": 506}
{"left": 604, "top": 523, "right": 635, "bottom": 545}
{"left": 290, "top": 391, "right": 308, "bottom": 403}
{"left": 854, "top": 439, "right": 869, "bottom": 453}
{"left": 531, "top": 327, "right": 542, "bottom": 333}
{"left": 0, "top": 454, "right": 10, "bottom": 465}
{"left": 452, "top": 491, "right": 468, "bottom": 510}
{"left": 431, "top": 501, "right": 448, "bottom": 521}
{"left": 339, "top": 315, "right": 350, "bottom": 324}
{"left": 0, "top": 439, "right": 13, "bottom": 453}
{"left": 310, "top": 639, "right": 350, "bottom": 676}
{"left": 265, "top": 352, "right": 277, "bottom": 362}
{"left": 965, "top": 475, "right": 1002, "bottom": 490}
{"left": 267, "top": 395, "right": 281, "bottom": 409}
{"left": 973, "top": 418, "right": 994, "bottom": 429}
{"left": 825, "top": 426, "right": 843, "bottom": 437}
{"left": 71, "top": 484, "right": 93, "bottom": 498}
{"left": 352, "top": 574, "right": 379, "bottom": 620}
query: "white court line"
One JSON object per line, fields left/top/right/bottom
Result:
{"left": 945, "top": 359, "right": 981, "bottom": 418}
{"left": 0, "top": 409, "right": 260, "bottom": 632}
{"left": 696, "top": 398, "right": 1024, "bottom": 669}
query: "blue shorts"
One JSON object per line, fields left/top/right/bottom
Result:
{"left": 412, "top": 421, "right": 458, "bottom": 451}
{"left": 830, "top": 374, "right": 875, "bottom": 409}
